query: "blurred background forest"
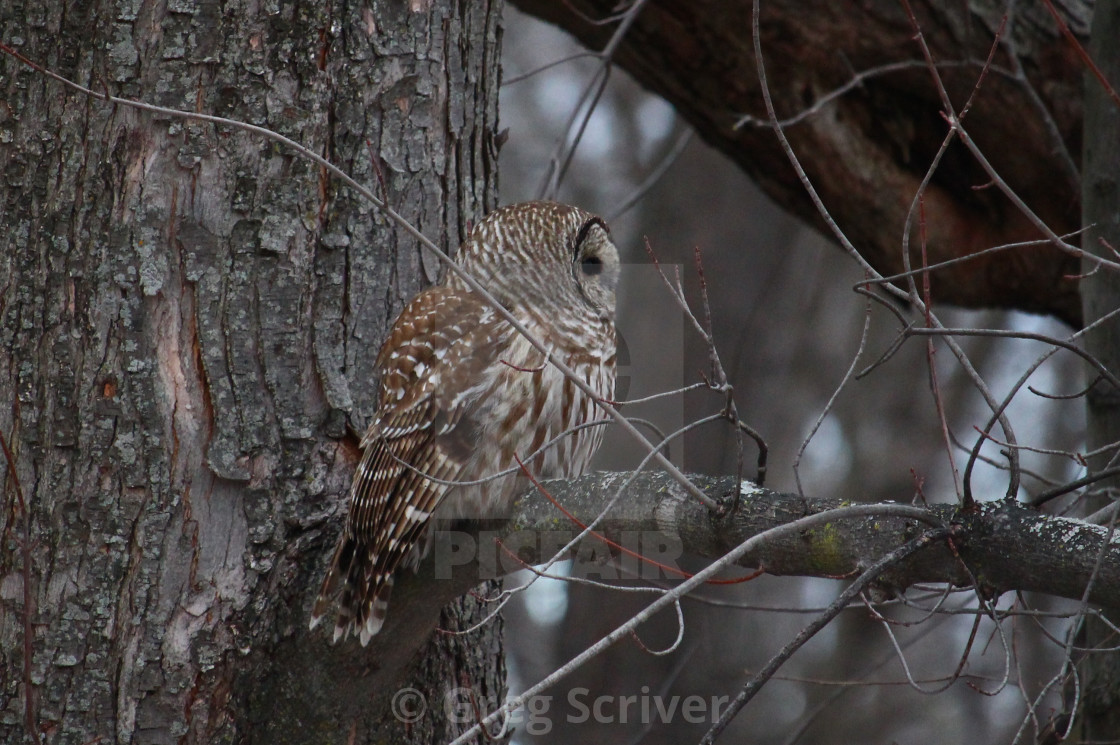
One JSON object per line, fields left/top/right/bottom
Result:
{"left": 497, "top": 7, "right": 1085, "bottom": 743}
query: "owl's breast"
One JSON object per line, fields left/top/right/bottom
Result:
{"left": 436, "top": 316, "right": 615, "bottom": 520}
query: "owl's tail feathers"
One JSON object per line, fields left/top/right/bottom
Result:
{"left": 309, "top": 535, "right": 394, "bottom": 646}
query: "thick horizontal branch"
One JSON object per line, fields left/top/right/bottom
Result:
{"left": 512, "top": 472, "right": 1119, "bottom": 607}
{"left": 291, "top": 470, "right": 1118, "bottom": 715}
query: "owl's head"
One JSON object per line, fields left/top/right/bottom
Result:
{"left": 450, "top": 201, "right": 621, "bottom": 321}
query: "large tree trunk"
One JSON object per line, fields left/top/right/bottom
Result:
{"left": 0, "top": 1, "right": 502, "bottom": 743}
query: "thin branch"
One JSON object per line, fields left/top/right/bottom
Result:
{"left": 897, "top": 0, "right": 1117, "bottom": 280}
{"left": 734, "top": 60, "right": 995, "bottom": 130}
{"left": 446, "top": 502, "right": 945, "bottom": 745}
{"left": 606, "top": 128, "right": 692, "bottom": 222}
{"left": 905, "top": 326, "right": 1120, "bottom": 392}
{"left": 793, "top": 284, "right": 873, "bottom": 496}
{"left": 747, "top": 0, "right": 892, "bottom": 289}
{"left": 535, "top": 0, "right": 652, "bottom": 199}
{"left": 501, "top": 51, "right": 600, "bottom": 86}
{"left": 1040, "top": 0, "right": 1120, "bottom": 111}
{"left": 862, "top": 228, "right": 1095, "bottom": 287}
{"left": 1000, "top": 1, "right": 1080, "bottom": 188}
{"left": 1030, "top": 467, "right": 1120, "bottom": 507}
{"left": 893, "top": 5, "right": 1020, "bottom": 503}
{"left": 698, "top": 527, "right": 951, "bottom": 744}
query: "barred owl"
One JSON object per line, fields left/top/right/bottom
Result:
{"left": 310, "top": 201, "right": 620, "bottom": 644}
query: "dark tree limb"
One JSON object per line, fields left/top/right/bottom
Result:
{"left": 326, "top": 470, "right": 1120, "bottom": 693}
{"left": 511, "top": 0, "right": 1090, "bottom": 325}
{"left": 515, "top": 472, "right": 1119, "bottom": 607}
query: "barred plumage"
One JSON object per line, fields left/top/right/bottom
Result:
{"left": 310, "top": 201, "right": 620, "bottom": 644}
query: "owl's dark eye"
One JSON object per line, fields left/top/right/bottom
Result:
{"left": 581, "top": 255, "right": 604, "bottom": 276}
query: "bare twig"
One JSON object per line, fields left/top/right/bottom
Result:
{"left": 1030, "top": 467, "right": 1120, "bottom": 508}
{"left": 698, "top": 526, "right": 952, "bottom": 744}
{"left": 502, "top": 51, "right": 600, "bottom": 86}
{"left": 793, "top": 282, "right": 873, "bottom": 497}
{"left": 734, "top": 60, "right": 998, "bottom": 130}
{"left": 606, "top": 128, "right": 692, "bottom": 222}
{"left": 447, "top": 502, "right": 944, "bottom": 745}
{"left": 905, "top": 326, "right": 1120, "bottom": 392}
{"left": 863, "top": 228, "right": 1094, "bottom": 287}
{"left": 535, "top": 0, "right": 652, "bottom": 198}
{"left": 1040, "top": 0, "right": 1120, "bottom": 111}
{"left": 1000, "top": 1, "right": 1080, "bottom": 188}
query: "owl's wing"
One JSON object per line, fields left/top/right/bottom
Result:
{"left": 352, "top": 287, "right": 515, "bottom": 540}
{"left": 312, "top": 285, "right": 517, "bottom": 643}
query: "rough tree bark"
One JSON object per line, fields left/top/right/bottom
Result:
{"left": 0, "top": 2, "right": 502, "bottom": 743}
{"left": 511, "top": 0, "right": 1089, "bottom": 325}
